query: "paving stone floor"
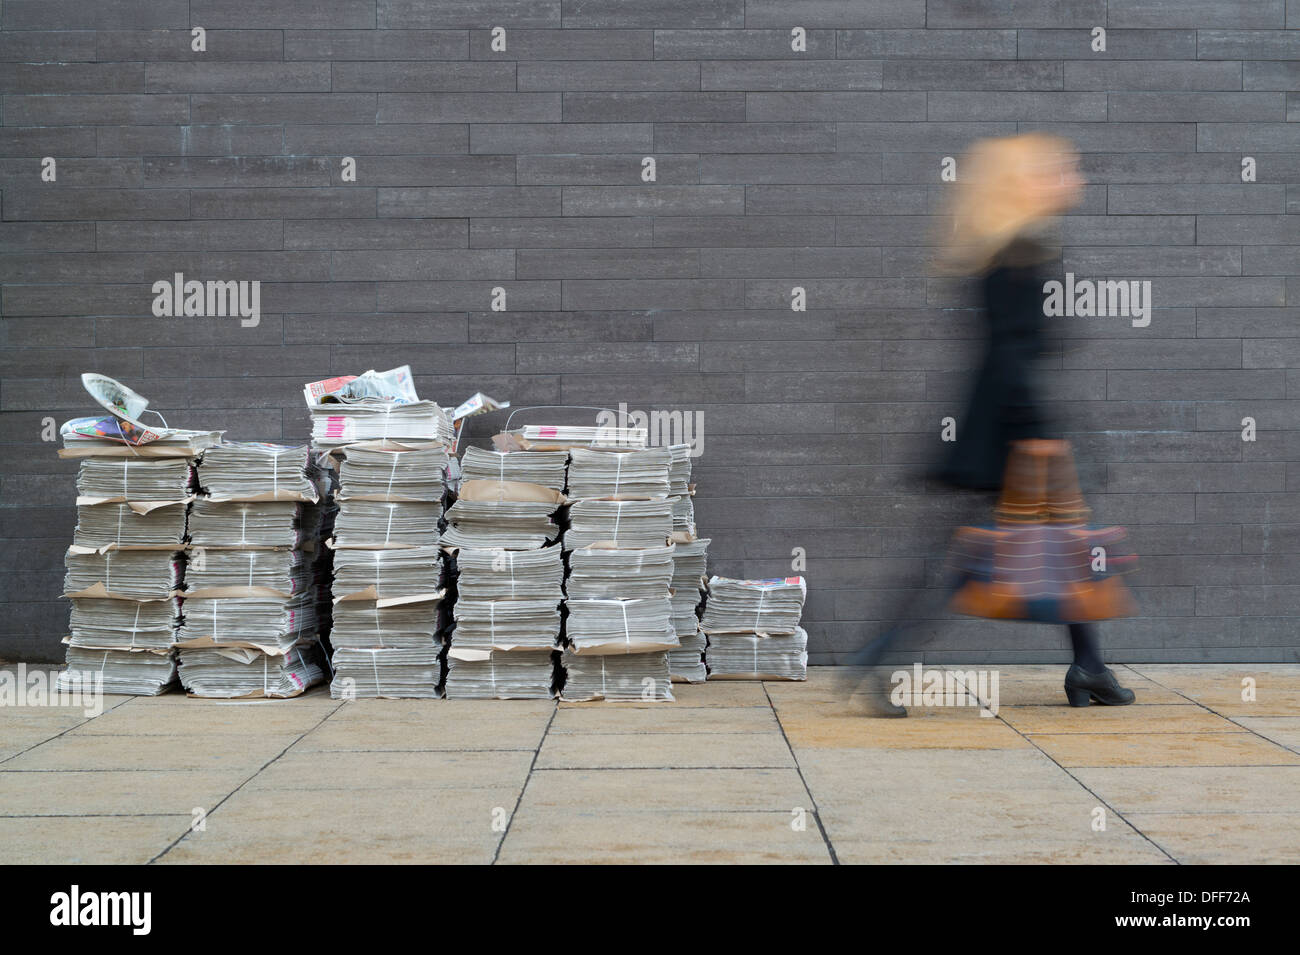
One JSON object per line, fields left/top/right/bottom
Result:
{"left": 3, "top": 664, "right": 1298, "bottom": 864}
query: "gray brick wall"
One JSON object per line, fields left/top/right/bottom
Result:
{"left": 2, "top": 1, "right": 1298, "bottom": 665}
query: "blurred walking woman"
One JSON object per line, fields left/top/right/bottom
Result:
{"left": 849, "top": 132, "right": 1136, "bottom": 714}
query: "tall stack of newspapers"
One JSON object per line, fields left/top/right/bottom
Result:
{"left": 175, "top": 443, "right": 329, "bottom": 698}
{"left": 60, "top": 448, "right": 204, "bottom": 696}
{"left": 559, "top": 445, "right": 678, "bottom": 702}
{"left": 701, "top": 576, "right": 808, "bottom": 681}
{"left": 304, "top": 368, "right": 454, "bottom": 699}
{"left": 442, "top": 474, "right": 566, "bottom": 700}
{"left": 661, "top": 442, "right": 707, "bottom": 682}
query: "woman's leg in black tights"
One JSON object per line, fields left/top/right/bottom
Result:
{"left": 1067, "top": 622, "right": 1105, "bottom": 672}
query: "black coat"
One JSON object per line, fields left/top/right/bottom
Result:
{"left": 934, "top": 238, "right": 1056, "bottom": 491}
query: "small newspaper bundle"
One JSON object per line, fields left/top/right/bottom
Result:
{"left": 565, "top": 447, "right": 671, "bottom": 500}
{"left": 182, "top": 547, "right": 312, "bottom": 594}
{"left": 440, "top": 480, "right": 564, "bottom": 550}
{"left": 451, "top": 598, "right": 560, "bottom": 651}
{"left": 76, "top": 457, "right": 194, "bottom": 500}
{"left": 333, "top": 499, "right": 441, "bottom": 548}
{"left": 68, "top": 597, "right": 178, "bottom": 651}
{"left": 700, "top": 576, "right": 807, "bottom": 636}
{"left": 309, "top": 401, "right": 455, "bottom": 449}
{"left": 178, "top": 642, "right": 326, "bottom": 699}
{"left": 72, "top": 501, "right": 187, "bottom": 550}
{"left": 460, "top": 447, "right": 568, "bottom": 491}
{"left": 668, "top": 630, "right": 707, "bottom": 684}
{"left": 564, "top": 499, "right": 674, "bottom": 550}
{"left": 64, "top": 549, "right": 183, "bottom": 600}
{"left": 705, "top": 628, "right": 809, "bottom": 681}
{"left": 330, "top": 646, "right": 442, "bottom": 699}
{"left": 453, "top": 546, "right": 563, "bottom": 601}
{"left": 559, "top": 650, "right": 674, "bottom": 702}
{"left": 174, "top": 592, "right": 318, "bottom": 654}
{"left": 564, "top": 596, "right": 678, "bottom": 655}
{"left": 57, "top": 646, "right": 177, "bottom": 696}
{"left": 197, "top": 442, "right": 319, "bottom": 501}
{"left": 336, "top": 444, "right": 448, "bottom": 501}
{"left": 565, "top": 543, "right": 675, "bottom": 600}
{"left": 187, "top": 500, "right": 304, "bottom": 549}
{"left": 444, "top": 648, "right": 556, "bottom": 700}
{"left": 331, "top": 545, "right": 444, "bottom": 601}
{"left": 330, "top": 593, "right": 444, "bottom": 650}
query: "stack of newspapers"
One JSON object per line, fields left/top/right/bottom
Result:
{"left": 60, "top": 449, "right": 194, "bottom": 696}
{"left": 176, "top": 443, "right": 327, "bottom": 698}
{"left": 668, "top": 538, "right": 710, "bottom": 683}
{"left": 326, "top": 440, "right": 449, "bottom": 699}
{"left": 444, "top": 474, "right": 566, "bottom": 699}
{"left": 701, "top": 576, "right": 808, "bottom": 681}
{"left": 560, "top": 448, "right": 676, "bottom": 702}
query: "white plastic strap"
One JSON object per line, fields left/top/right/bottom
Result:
{"left": 240, "top": 508, "right": 248, "bottom": 544}
{"left": 116, "top": 505, "right": 125, "bottom": 545}
{"left": 613, "top": 453, "right": 624, "bottom": 497}
{"left": 212, "top": 600, "right": 219, "bottom": 638}
{"left": 489, "top": 653, "right": 497, "bottom": 697}
{"left": 600, "top": 656, "right": 607, "bottom": 698}
{"left": 103, "top": 552, "right": 112, "bottom": 593}
{"left": 370, "top": 648, "right": 381, "bottom": 696}
{"left": 129, "top": 604, "right": 140, "bottom": 650}
{"left": 489, "top": 602, "right": 496, "bottom": 645}
{"left": 386, "top": 452, "right": 399, "bottom": 498}
{"left": 498, "top": 452, "right": 505, "bottom": 483}
{"left": 374, "top": 603, "right": 384, "bottom": 647}
{"left": 123, "top": 460, "right": 129, "bottom": 499}
{"left": 754, "top": 586, "right": 766, "bottom": 632}
{"left": 612, "top": 501, "right": 624, "bottom": 542}
{"left": 247, "top": 551, "right": 254, "bottom": 588}
{"left": 621, "top": 601, "right": 630, "bottom": 648}
{"left": 272, "top": 452, "right": 279, "bottom": 497}
{"left": 507, "top": 552, "right": 516, "bottom": 597}
{"left": 263, "top": 655, "right": 269, "bottom": 696}
{"left": 752, "top": 635, "right": 759, "bottom": 674}
{"left": 383, "top": 502, "right": 396, "bottom": 543}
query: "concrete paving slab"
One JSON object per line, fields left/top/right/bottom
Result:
{"left": 1123, "top": 811, "right": 1300, "bottom": 864}
{"left": 1072, "top": 765, "right": 1300, "bottom": 814}
{"left": 295, "top": 714, "right": 548, "bottom": 752}
{"left": 1027, "top": 731, "right": 1300, "bottom": 768}
{"left": 0, "top": 815, "right": 190, "bottom": 864}
{"left": 550, "top": 704, "right": 780, "bottom": 735}
{"left": 497, "top": 808, "right": 832, "bottom": 864}
{"left": 998, "top": 703, "right": 1237, "bottom": 735}
{"left": 1, "top": 732, "right": 302, "bottom": 772}
{"left": 537, "top": 731, "right": 796, "bottom": 769}
{"left": 0, "top": 769, "right": 246, "bottom": 816}
{"left": 520, "top": 767, "right": 812, "bottom": 812}
{"left": 1233, "top": 716, "right": 1300, "bottom": 753}
{"left": 244, "top": 749, "right": 534, "bottom": 792}
{"left": 156, "top": 787, "right": 513, "bottom": 864}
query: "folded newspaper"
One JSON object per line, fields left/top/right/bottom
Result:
{"left": 700, "top": 575, "right": 807, "bottom": 636}
{"left": 560, "top": 650, "right": 673, "bottom": 702}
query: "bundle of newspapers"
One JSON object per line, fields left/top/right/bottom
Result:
{"left": 702, "top": 576, "right": 809, "bottom": 681}
{"left": 460, "top": 446, "right": 568, "bottom": 491}
{"left": 64, "top": 549, "right": 183, "bottom": 600}
{"left": 333, "top": 499, "right": 441, "bottom": 548}
{"left": 668, "top": 538, "right": 710, "bottom": 683}
{"left": 197, "top": 442, "right": 319, "bottom": 501}
{"left": 176, "top": 443, "right": 327, "bottom": 699}
{"left": 445, "top": 648, "right": 557, "bottom": 700}
{"left": 565, "top": 543, "right": 675, "bottom": 599}
{"left": 564, "top": 499, "right": 673, "bottom": 550}
{"left": 704, "top": 628, "right": 809, "bottom": 681}
{"left": 563, "top": 596, "right": 678, "bottom": 656}
{"left": 76, "top": 457, "right": 194, "bottom": 500}
{"left": 305, "top": 367, "right": 454, "bottom": 449}
{"left": 337, "top": 444, "right": 448, "bottom": 501}
{"left": 331, "top": 645, "right": 442, "bottom": 699}
{"left": 331, "top": 545, "right": 443, "bottom": 600}
{"left": 560, "top": 649, "right": 674, "bottom": 702}
{"left": 453, "top": 547, "right": 563, "bottom": 601}
{"left": 566, "top": 447, "right": 671, "bottom": 500}
{"left": 330, "top": 591, "right": 445, "bottom": 650}
{"left": 73, "top": 501, "right": 187, "bottom": 550}
{"left": 441, "top": 480, "right": 564, "bottom": 550}
{"left": 177, "top": 642, "right": 327, "bottom": 699}
{"left": 58, "top": 646, "right": 178, "bottom": 696}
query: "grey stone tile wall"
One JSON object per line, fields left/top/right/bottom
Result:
{"left": 1, "top": 1, "right": 1297, "bottom": 664}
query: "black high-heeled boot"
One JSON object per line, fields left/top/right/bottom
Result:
{"left": 1064, "top": 664, "right": 1135, "bottom": 707}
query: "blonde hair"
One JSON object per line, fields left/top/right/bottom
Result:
{"left": 935, "top": 132, "right": 1079, "bottom": 276}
